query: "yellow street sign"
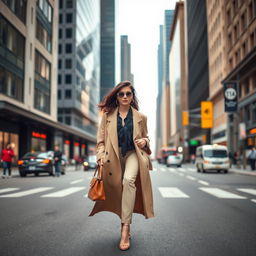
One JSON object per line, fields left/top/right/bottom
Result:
{"left": 182, "top": 111, "right": 189, "bottom": 126}
{"left": 201, "top": 101, "right": 213, "bottom": 128}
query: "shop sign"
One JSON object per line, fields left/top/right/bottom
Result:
{"left": 239, "top": 123, "right": 246, "bottom": 140}
{"left": 249, "top": 128, "right": 256, "bottom": 135}
{"left": 74, "top": 142, "right": 80, "bottom": 147}
{"left": 65, "top": 140, "right": 70, "bottom": 145}
{"left": 223, "top": 82, "right": 237, "bottom": 112}
{"left": 32, "top": 132, "right": 47, "bottom": 139}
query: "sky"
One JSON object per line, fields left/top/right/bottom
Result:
{"left": 118, "top": 0, "right": 177, "bottom": 155}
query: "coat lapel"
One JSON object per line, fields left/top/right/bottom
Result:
{"left": 131, "top": 106, "right": 143, "bottom": 140}
{"left": 106, "top": 108, "right": 119, "bottom": 160}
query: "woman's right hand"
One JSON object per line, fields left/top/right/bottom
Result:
{"left": 97, "top": 158, "right": 104, "bottom": 166}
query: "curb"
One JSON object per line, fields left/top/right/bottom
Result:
{"left": 229, "top": 169, "right": 256, "bottom": 176}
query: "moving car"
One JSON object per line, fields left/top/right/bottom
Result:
{"left": 195, "top": 144, "right": 229, "bottom": 173}
{"left": 18, "top": 152, "right": 54, "bottom": 177}
{"left": 83, "top": 155, "right": 97, "bottom": 171}
{"left": 157, "top": 147, "right": 178, "bottom": 164}
{"left": 166, "top": 149, "right": 182, "bottom": 167}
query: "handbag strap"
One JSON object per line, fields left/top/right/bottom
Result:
{"left": 93, "top": 164, "right": 103, "bottom": 180}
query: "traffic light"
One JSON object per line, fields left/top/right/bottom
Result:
{"left": 201, "top": 101, "right": 213, "bottom": 128}
{"left": 182, "top": 111, "right": 189, "bottom": 126}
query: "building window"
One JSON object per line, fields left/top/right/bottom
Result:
{"left": 65, "top": 43, "right": 72, "bottom": 53}
{"left": 37, "top": 0, "right": 52, "bottom": 23}
{"left": 36, "top": 18, "right": 52, "bottom": 52}
{"left": 2, "top": 0, "right": 27, "bottom": 23}
{"left": 254, "top": 0, "right": 256, "bottom": 18}
{"left": 253, "top": 102, "right": 256, "bottom": 123}
{"left": 241, "top": 12, "right": 246, "bottom": 31}
{"left": 66, "top": 0, "right": 73, "bottom": 8}
{"left": 66, "top": 13, "right": 73, "bottom": 23}
{"left": 65, "top": 116, "right": 71, "bottom": 125}
{"left": 228, "top": 33, "right": 232, "bottom": 48}
{"left": 65, "top": 89, "right": 72, "bottom": 99}
{"left": 0, "top": 66, "right": 24, "bottom": 102}
{"left": 58, "top": 116, "right": 63, "bottom": 122}
{"left": 59, "top": 29, "right": 62, "bottom": 39}
{"left": 250, "top": 32, "right": 255, "bottom": 49}
{"left": 35, "top": 50, "right": 51, "bottom": 81}
{"left": 227, "top": 9, "right": 231, "bottom": 24}
{"left": 59, "top": 14, "right": 62, "bottom": 24}
{"left": 249, "top": 2, "right": 253, "bottom": 21}
{"left": 58, "top": 90, "right": 61, "bottom": 100}
{"left": 58, "top": 74, "right": 62, "bottom": 84}
{"left": 34, "top": 87, "right": 50, "bottom": 114}
{"left": 244, "top": 79, "right": 250, "bottom": 95}
{"left": 66, "top": 28, "right": 72, "bottom": 38}
{"left": 59, "top": 44, "right": 62, "bottom": 54}
{"left": 245, "top": 105, "right": 251, "bottom": 122}
{"left": 58, "top": 59, "right": 62, "bottom": 69}
{"left": 59, "top": 0, "right": 63, "bottom": 9}
{"left": 242, "top": 41, "right": 247, "bottom": 57}
{"left": 65, "top": 74, "right": 72, "bottom": 84}
{"left": 65, "top": 59, "right": 72, "bottom": 69}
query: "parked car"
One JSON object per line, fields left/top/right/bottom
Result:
{"left": 83, "top": 155, "right": 97, "bottom": 171}
{"left": 195, "top": 144, "right": 229, "bottom": 173}
{"left": 166, "top": 150, "right": 182, "bottom": 167}
{"left": 18, "top": 152, "right": 54, "bottom": 177}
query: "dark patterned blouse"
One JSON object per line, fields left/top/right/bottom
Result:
{"left": 117, "top": 107, "right": 135, "bottom": 157}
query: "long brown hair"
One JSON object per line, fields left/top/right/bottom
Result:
{"left": 98, "top": 81, "right": 139, "bottom": 113}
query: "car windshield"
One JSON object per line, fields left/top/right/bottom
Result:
{"left": 23, "top": 152, "right": 48, "bottom": 158}
{"left": 204, "top": 150, "right": 227, "bottom": 158}
{"left": 88, "top": 155, "right": 96, "bottom": 162}
{"left": 166, "top": 150, "right": 177, "bottom": 156}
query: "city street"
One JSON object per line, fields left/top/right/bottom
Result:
{"left": 0, "top": 163, "right": 256, "bottom": 256}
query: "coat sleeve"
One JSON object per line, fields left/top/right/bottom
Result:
{"left": 96, "top": 112, "right": 107, "bottom": 162}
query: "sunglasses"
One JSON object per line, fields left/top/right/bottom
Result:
{"left": 117, "top": 91, "right": 133, "bottom": 98}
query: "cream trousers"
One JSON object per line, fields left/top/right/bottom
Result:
{"left": 119, "top": 149, "right": 139, "bottom": 224}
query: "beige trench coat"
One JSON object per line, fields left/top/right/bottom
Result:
{"left": 89, "top": 106, "right": 154, "bottom": 219}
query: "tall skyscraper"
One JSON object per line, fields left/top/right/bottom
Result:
{"left": 58, "top": 0, "right": 100, "bottom": 157}
{"left": 185, "top": 0, "right": 210, "bottom": 145}
{"left": 120, "top": 35, "right": 133, "bottom": 83}
{"left": 100, "top": 0, "right": 116, "bottom": 100}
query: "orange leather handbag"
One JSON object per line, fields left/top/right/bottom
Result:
{"left": 88, "top": 164, "right": 106, "bottom": 201}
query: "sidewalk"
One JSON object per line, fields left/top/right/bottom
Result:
{"left": 229, "top": 165, "right": 256, "bottom": 176}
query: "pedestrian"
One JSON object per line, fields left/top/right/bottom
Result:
{"left": 248, "top": 147, "right": 256, "bottom": 171}
{"left": 53, "top": 145, "right": 62, "bottom": 177}
{"left": 89, "top": 81, "right": 154, "bottom": 251}
{"left": 1, "top": 143, "right": 14, "bottom": 178}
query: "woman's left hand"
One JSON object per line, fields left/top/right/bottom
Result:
{"left": 135, "top": 138, "right": 147, "bottom": 149}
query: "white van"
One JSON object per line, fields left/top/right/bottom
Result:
{"left": 195, "top": 144, "right": 229, "bottom": 173}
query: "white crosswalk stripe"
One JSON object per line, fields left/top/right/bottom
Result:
{"left": 160, "top": 168, "right": 166, "bottom": 172}
{"left": 158, "top": 187, "right": 190, "bottom": 198}
{"left": 198, "top": 180, "right": 209, "bottom": 186}
{"left": 188, "top": 168, "right": 196, "bottom": 172}
{"left": 236, "top": 188, "right": 256, "bottom": 196}
{"left": 251, "top": 199, "right": 256, "bottom": 204}
{"left": 70, "top": 179, "right": 84, "bottom": 184}
{"left": 41, "top": 187, "right": 86, "bottom": 197}
{"left": 0, "top": 187, "right": 54, "bottom": 198}
{"left": 199, "top": 188, "right": 247, "bottom": 199}
{"left": 186, "top": 175, "right": 197, "bottom": 181}
{"left": 178, "top": 168, "right": 186, "bottom": 172}
{"left": 168, "top": 168, "right": 176, "bottom": 173}
{"left": 178, "top": 173, "right": 185, "bottom": 176}
{"left": 0, "top": 188, "right": 20, "bottom": 194}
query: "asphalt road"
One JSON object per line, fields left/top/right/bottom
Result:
{"left": 0, "top": 163, "right": 255, "bottom": 256}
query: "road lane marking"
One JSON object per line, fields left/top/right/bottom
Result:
{"left": 198, "top": 180, "right": 209, "bottom": 186}
{"left": 186, "top": 175, "right": 196, "bottom": 181}
{"left": 0, "top": 188, "right": 20, "bottom": 194}
{"left": 251, "top": 199, "right": 256, "bottom": 204}
{"left": 0, "top": 187, "right": 54, "bottom": 198}
{"left": 237, "top": 188, "right": 256, "bottom": 196}
{"left": 158, "top": 187, "right": 190, "bottom": 198}
{"left": 199, "top": 188, "right": 246, "bottom": 199}
{"left": 41, "top": 187, "right": 86, "bottom": 197}
{"left": 178, "top": 173, "right": 185, "bottom": 176}
{"left": 70, "top": 179, "right": 84, "bottom": 184}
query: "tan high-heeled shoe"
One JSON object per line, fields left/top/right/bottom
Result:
{"left": 119, "top": 224, "right": 131, "bottom": 251}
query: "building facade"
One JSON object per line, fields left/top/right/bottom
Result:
{"left": 206, "top": 0, "right": 228, "bottom": 145}
{"left": 100, "top": 0, "right": 116, "bottom": 100}
{"left": 120, "top": 35, "right": 133, "bottom": 83}
{"left": 58, "top": 0, "right": 100, "bottom": 158}
{"left": 169, "top": 1, "right": 188, "bottom": 159}
{"left": 185, "top": 0, "right": 210, "bottom": 152}
{"left": 0, "top": 0, "right": 96, "bottom": 161}
{"left": 222, "top": 0, "right": 256, "bottom": 157}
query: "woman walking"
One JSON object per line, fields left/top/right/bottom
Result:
{"left": 89, "top": 81, "right": 154, "bottom": 250}
{"left": 1, "top": 143, "right": 14, "bottom": 178}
